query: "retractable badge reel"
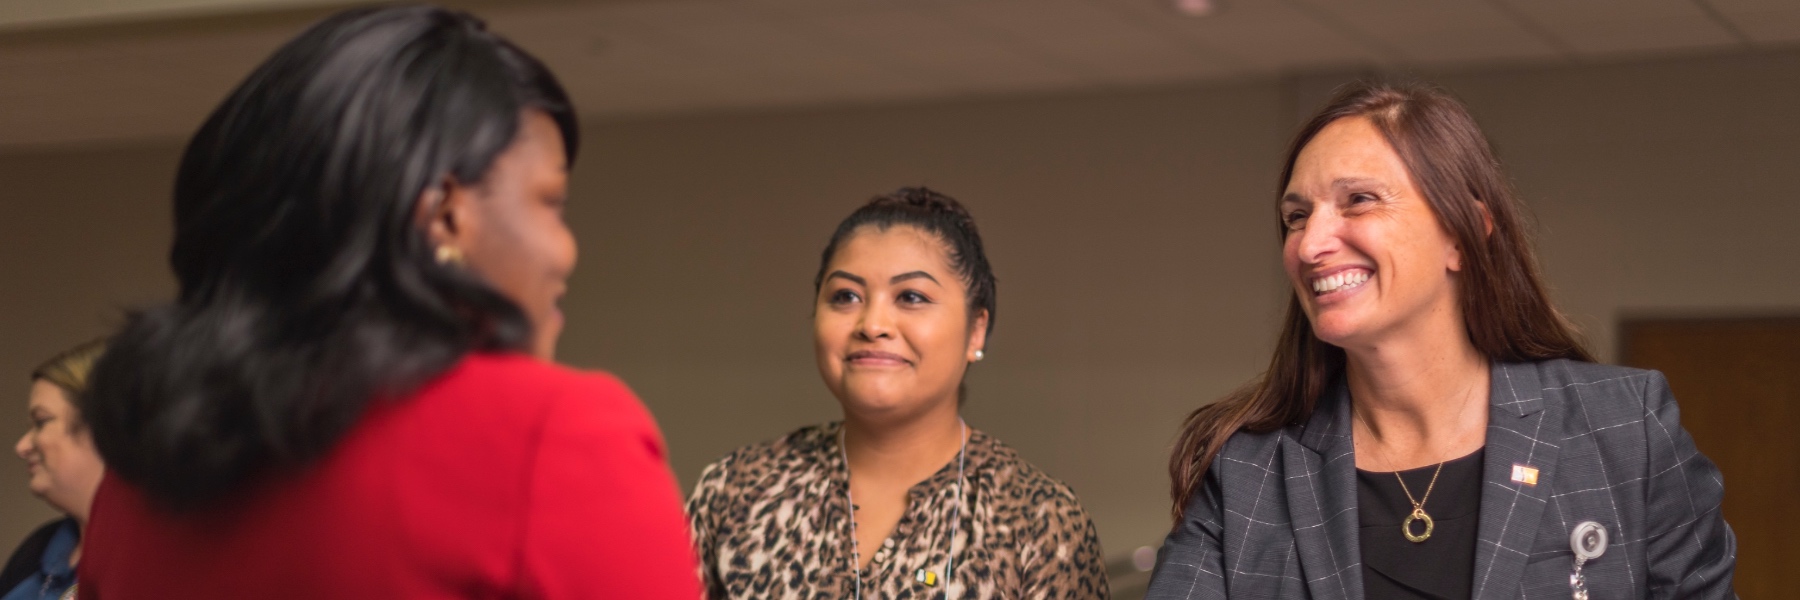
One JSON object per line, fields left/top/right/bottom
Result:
{"left": 1569, "top": 521, "right": 1607, "bottom": 600}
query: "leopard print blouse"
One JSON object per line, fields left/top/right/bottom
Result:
{"left": 686, "top": 422, "right": 1109, "bottom": 600}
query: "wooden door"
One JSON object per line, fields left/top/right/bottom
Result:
{"left": 1620, "top": 317, "right": 1800, "bottom": 599}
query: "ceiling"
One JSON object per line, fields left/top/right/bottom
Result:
{"left": 0, "top": 0, "right": 346, "bottom": 30}
{"left": 2, "top": 0, "right": 1796, "bottom": 150}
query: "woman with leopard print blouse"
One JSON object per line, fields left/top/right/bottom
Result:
{"left": 686, "top": 188, "right": 1110, "bottom": 599}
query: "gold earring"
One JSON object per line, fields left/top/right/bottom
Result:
{"left": 434, "top": 245, "right": 464, "bottom": 266}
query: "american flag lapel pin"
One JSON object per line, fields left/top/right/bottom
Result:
{"left": 1511, "top": 464, "right": 1539, "bottom": 485}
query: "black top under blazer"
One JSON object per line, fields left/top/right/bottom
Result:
{"left": 1147, "top": 359, "right": 1737, "bottom": 600}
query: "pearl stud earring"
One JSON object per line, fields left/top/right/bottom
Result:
{"left": 434, "top": 245, "right": 464, "bottom": 266}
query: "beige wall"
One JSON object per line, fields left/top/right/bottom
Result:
{"left": 1, "top": 143, "right": 178, "bottom": 544}
{"left": 564, "top": 81, "right": 1292, "bottom": 569}
{"left": 4, "top": 48, "right": 1799, "bottom": 580}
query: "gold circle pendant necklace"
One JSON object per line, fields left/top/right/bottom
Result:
{"left": 1353, "top": 406, "right": 1458, "bottom": 544}
{"left": 1394, "top": 462, "right": 1444, "bottom": 543}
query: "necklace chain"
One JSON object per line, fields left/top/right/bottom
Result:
{"left": 1392, "top": 460, "right": 1443, "bottom": 511}
{"left": 1351, "top": 404, "right": 1466, "bottom": 543}
{"left": 839, "top": 419, "right": 967, "bottom": 599}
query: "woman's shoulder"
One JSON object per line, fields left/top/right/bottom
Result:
{"left": 1214, "top": 422, "right": 1293, "bottom": 467}
{"left": 974, "top": 433, "right": 1103, "bottom": 562}
{"left": 381, "top": 353, "right": 658, "bottom": 459}
{"left": 0, "top": 518, "right": 69, "bottom": 593}
{"left": 1528, "top": 358, "right": 1657, "bottom": 388}
{"left": 977, "top": 433, "right": 1093, "bottom": 518}
{"left": 447, "top": 352, "right": 631, "bottom": 392}
{"left": 687, "top": 424, "right": 837, "bottom": 526}
{"left": 1517, "top": 358, "right": 1668, "bottom": 412}
{"left": 420, "top": 353, "right": 643, "bottom": 413}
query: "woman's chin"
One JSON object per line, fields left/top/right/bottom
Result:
{"left": 838, "top": 388, "right": 930, "bottom": 420}
{"left": 1309, "top": 318, "right": 1365, "bottom": 348}
{"left": 840, "top": 394, "right": 911, "bottom": 416}
{"left": 27, "top": 480, "right": 54, "bottom": 502}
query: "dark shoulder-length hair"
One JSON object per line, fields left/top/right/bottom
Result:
{"left": 82, "top": 5, "right": 578, "bottom": 511}
{"left": 1167, "top": 80, "right": 1592, "bottom": 523}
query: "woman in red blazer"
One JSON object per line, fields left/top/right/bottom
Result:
{"left": 73, "top": 6, "right": 698, "bottom": 599}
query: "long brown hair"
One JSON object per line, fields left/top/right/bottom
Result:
{"left": 1168, "top": 81, "right": 1594, "bottom": 523}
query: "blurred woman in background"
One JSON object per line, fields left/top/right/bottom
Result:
{"left": 3, "top": 340, "right": 105, "bottom": 600}
{"left": 75, "top": 6, "right": 697, "bottom": 599}
{"left": 686, "top": 187, "right": 1109, "bottom": 599}
{"left": 1148, "top": 81, "right": 1734, "bottom": 599}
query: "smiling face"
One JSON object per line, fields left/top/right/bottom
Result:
{"left": 14, "top": 380, "right": 104, "bottom": 519}
{"left": 814, "top": 225, "right": 988, "bottom": 420}
{"left": 1279, "top": 116, "right": 1466, "bottom": 350}
{"left": 429, "top": 110, "right": 575, "bottom": 360}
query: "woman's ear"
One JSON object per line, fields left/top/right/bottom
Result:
{"left": 966, "top": 308, "right": 990, "bottom": 363}
{"left": 1449, "top": 201, "right": 1496, "bottom": 273}
{"left": 415, "top": 176, "right": 475, "bottom": 250}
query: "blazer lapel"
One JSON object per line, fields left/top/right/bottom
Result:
{"left": 1471, "top": 361, "right": 1565, "bottom": 600}
{"left": 1285, "top": 380, "right": 1362, "bottom": 600}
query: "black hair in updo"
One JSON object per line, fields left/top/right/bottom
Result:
{"left": 813, "top": 187, "right": 997, "bottom": 338}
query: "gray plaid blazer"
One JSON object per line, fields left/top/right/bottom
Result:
{"left": 1147, "top": 359, "right": 1736, "bottom": 599}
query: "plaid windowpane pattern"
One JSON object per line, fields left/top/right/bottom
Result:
{"left": 1147, "top": 360, "right": 1736, "bottom": 600}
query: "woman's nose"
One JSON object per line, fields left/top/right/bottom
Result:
{"left": 855, "top": 301, "right": 894, "bottom": 340}
{"left": 14, "top": 431, "right": 32, "bottom": 461}
{"left": 1293, "top": 209, "right": 1345, "bottom": 264}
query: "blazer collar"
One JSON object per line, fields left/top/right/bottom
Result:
{"left": 1491, "top": 359, "right": 1547, "bottom": 418}
{"left": 1286, "top": 361, "right": 1570, "bottom": 600}
{"left": 1472, "top": 361, "right": 1566, "bottom": 600}
{"left": 1298, "top": 377, "right": 1354, "bottom": 455}
{"left": 1285, "top": 378, "right": 1361, "bottom": 600}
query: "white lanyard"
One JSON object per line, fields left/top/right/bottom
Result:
{"left": 839, "top": 419, "right": 967, "bottom": 600}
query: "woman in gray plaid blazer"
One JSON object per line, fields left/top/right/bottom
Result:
{"left": 1147, "top": 81, "right": 1736, "bottom": 600}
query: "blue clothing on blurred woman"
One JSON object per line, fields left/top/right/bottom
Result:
{"left": 0, "top": 518, "right": 77, "bottom": 600}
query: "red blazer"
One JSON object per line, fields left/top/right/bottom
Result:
{"left": 79, "top": 353, "right": 701, "bottom": 599}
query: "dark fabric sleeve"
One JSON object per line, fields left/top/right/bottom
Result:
{"left": 1145, "top": 462, "right": 1228, "bottom": 600}
{"left": 1640, "top": 371, "right": 1737, "bottom": 599}
{"left": 0, "top": 519, "right": 62, "bottom": 595}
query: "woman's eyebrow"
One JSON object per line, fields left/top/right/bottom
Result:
{"left": 1331, "top": 177, "right": 1382, "bottom": 190}
{"left": 890, "top": 271, "right": 939, "bottom": 285}
{"left": 825, "top": 270, "right": 865, "bottom": 286}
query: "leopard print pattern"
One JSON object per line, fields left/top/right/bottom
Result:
{"left": 686, "top": 422, "right": 1110, "bottom": 600}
